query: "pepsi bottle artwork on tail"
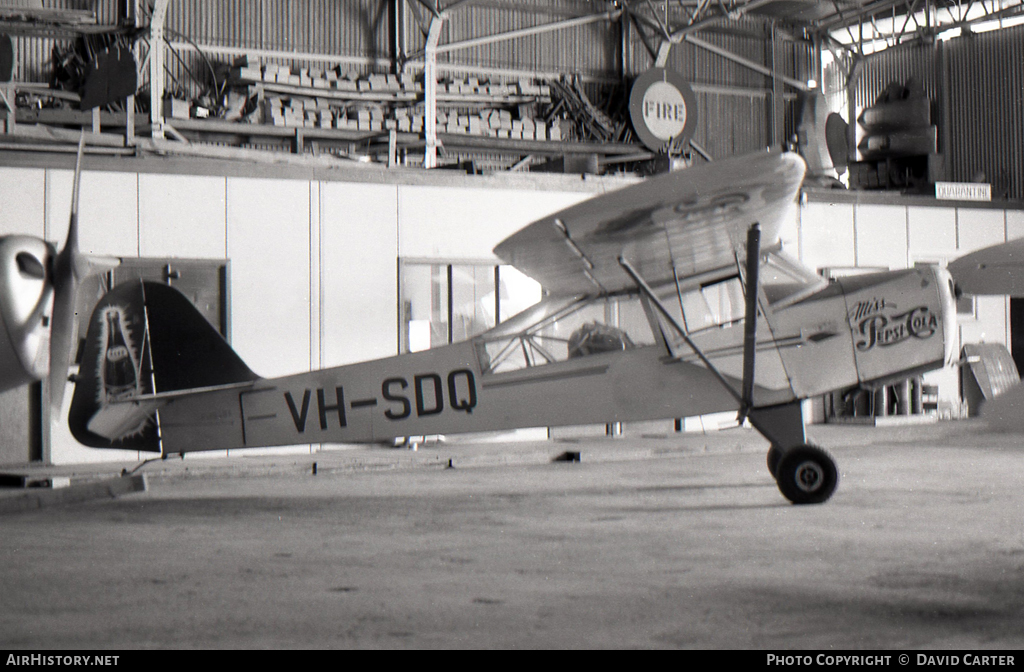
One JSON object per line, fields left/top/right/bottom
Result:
{"left": 100, "top": 307, "right": 139, "bottom": 403}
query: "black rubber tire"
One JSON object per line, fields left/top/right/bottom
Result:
{"left": 775, "top": 444, "right": 839, "bottom": 505}
{"left": 766, "top": 444, "right": 784, "bottom": 478}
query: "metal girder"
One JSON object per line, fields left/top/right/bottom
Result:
{"left": 413, "top": 0, "right": 442, "bottom": 18}
{"left": 407, "top": 9, "right": 621, "bottom": 60}
{"left": 684, "top": 33, "right": 810, "bottom": 91}
{"left": 149, "top": 0, "right": 170, "bottom": 140}
{"left": 819, "top": 0, "right": 919, "bottom": 32}
{"left": 816, "top": 0, "right": 1024, "bottom": 45}
{"left": 423, "top": 15, "right": 444, "bottom": 169}
{"left": 622, "top": 2, "right": 811, "bottom": 87}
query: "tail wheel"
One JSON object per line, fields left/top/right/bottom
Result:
{"left": 775, "top": 444, "right": 838, "bottom": 505}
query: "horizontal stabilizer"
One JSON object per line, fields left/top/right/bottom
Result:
{"left": 86, "top": 398, "right": 165, "bottom": 442}
{"left": 948, "top": 239, "right": 1024, "bottom": 297}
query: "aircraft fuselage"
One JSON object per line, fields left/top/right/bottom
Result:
{"left": 140, "top": 264, "right": 955, "bottom": 454}
{"left": 154, "top": 340, "right": 740, "bottom": 451}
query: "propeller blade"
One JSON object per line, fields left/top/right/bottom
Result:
{"left": 48, "top": 134, "right": 86, "bottom": 415}
{"left": 947, "top": 238, "right": 1024, "bottom": 297}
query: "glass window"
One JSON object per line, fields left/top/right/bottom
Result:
{"left": 401, "top": 263, "right": 449, "bottom": 352}
{"left": 476, "top": 293, "right": 656, "bottom": 374}
{"left": 451, "top": 264, "right": 495, "bottom": 343}
{"left": 400, "top": 261, "right": 543, "bottom": 353}
{"left": 670, "top": 275, "right": 745, "bottom": 333}
{"left": 499, "top": 265, "right": 544, "bottom": 322}
{"left": 760, "top": 250, "right": 828, "bottom": 307}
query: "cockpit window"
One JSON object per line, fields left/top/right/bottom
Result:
{"left": 647, "top": 249, "right": 824, "bottom": 342}
{"left": 475, "top": 293, "right": 655, "bottom": 374}
{"left": 760, "top": 250, "right": 828, "bottom": 307}
{"left": 679, "top": 275, "right": 746, "bottom": 330}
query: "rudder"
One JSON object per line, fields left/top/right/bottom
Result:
{"left": 69, "top": 280, "right": 258, "bottom": 450}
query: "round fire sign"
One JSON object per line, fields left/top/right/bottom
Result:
{"left": 628, "top": 68, "right": 698, "bottom": 152}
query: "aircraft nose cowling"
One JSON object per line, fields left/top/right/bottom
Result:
{"left": 839, "top": 266, "right": 951, "bottom": 386}
{"left": 0, "top": 236, "right": 55, "bottom": 390}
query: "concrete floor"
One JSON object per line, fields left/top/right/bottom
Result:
{"left": 2, "top": 420, "right": 1024, "bottom": 649}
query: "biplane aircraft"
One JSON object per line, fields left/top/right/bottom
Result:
{"left": 5, "top": 146, "right": 1021, "bottom": 504}
{"left": 60, "top": 148, "right": 961, "bottom": 506}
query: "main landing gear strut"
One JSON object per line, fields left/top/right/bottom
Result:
{"left": 750, "top": 402, "right": 839, "bottom": 505}
{"left": 619, "top": 222, "right": 839, "bottom": 505}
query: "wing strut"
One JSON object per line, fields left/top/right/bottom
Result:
{"left": 617, "top": 256, "right": 743, "bottom": 406}
{"left": 738, "top": 223, "right": 760, "bottom": 422}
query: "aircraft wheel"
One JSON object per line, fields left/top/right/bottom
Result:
{"left": 766, "top": 444, "right": 784, "bottom": 478}
{"left": 775, "top": 444, "right": 838, "bottom": 505}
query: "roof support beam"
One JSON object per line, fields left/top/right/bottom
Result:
{"left": 684, "top": 33, "right": 810, "bottom": 91}
{"left": 408, "top": 9, "right": 620, "bottom": 59}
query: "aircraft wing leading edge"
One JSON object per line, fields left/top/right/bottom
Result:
{"left": 493, "top": 151, "right": 806, "bottom": 295}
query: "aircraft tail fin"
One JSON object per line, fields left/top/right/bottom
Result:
{"left": 69, "top": 280, "right": 258, "bottom": 450}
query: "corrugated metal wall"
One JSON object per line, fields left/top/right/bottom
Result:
{"left": 166, "top": 0, "right": 387, "bottom": 61}
{"left": 10, "top": 1, "right": 815, "bottom": 160}
{"left": 851, "top": 26, "right": 1024, "bottom": 199}
{"left": 691, "top": 90, "right": 770, "bottom": 158}
{"left": 656, "top": 21, "right": 812, "bottom": 157}
{"left": 944, "top": 25, "right": 1024, "bottom": 200}
{"left": 853, "top": 42, "right": 940, "bottom": 106}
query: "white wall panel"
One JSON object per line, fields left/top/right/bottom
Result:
{"left": 321, "top": 182, "right": 399, "bottom": 366}
{"left": 958, "top": 321, "right": 983, "bottom": 346}
{"left": 922, "top": 365, "right": 960, "bottom": 408}
{"left": 855, "top": 204, "right": 907, "bottom": 269}
{"left": 776, "top": 201, "right": 799, "bottom": 258}
{"left": 227, "top": 177, "right": 311, "bottom": 378}
{"left": 0, "top": 167, "right": 45, "bottom": 236}
{"left": 908, "top": 206, "right": 957, "bottom": 260}
{"left": 957, "top": 208, "right": 1005, "bottom": 253}
{"left": 46, "top": 171, "right": 138, "bottom": 257}
{"left": 800, "top": 202, "right": 855, "bottom": 268}
{"left": 139, "top": 174, "right": 227, "bottom": 258}
{"left": 398, "top": 185, "right": 587, "bottom": 259}
{"left": 958, "top": 295, "right": 1010, "bottom": 365}
{"left": 49, "top": 420, "right": 142, "bottom": 465}
{"left": 1006, "top": 210, "right": 1024, "bottom": 241}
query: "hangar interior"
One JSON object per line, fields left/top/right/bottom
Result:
{"left": 0, "top": 0, "right": 1023, "bottom": 465}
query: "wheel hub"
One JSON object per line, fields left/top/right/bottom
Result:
{"left": 794, "top": 460, "right": 823, "bottom": 492}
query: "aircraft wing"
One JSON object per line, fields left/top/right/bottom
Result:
{"left": 493, "top": 150, "right": 806, "bottom": 295}
{"left": 947, "top": 238, "right": 1024, "bottom": 297}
